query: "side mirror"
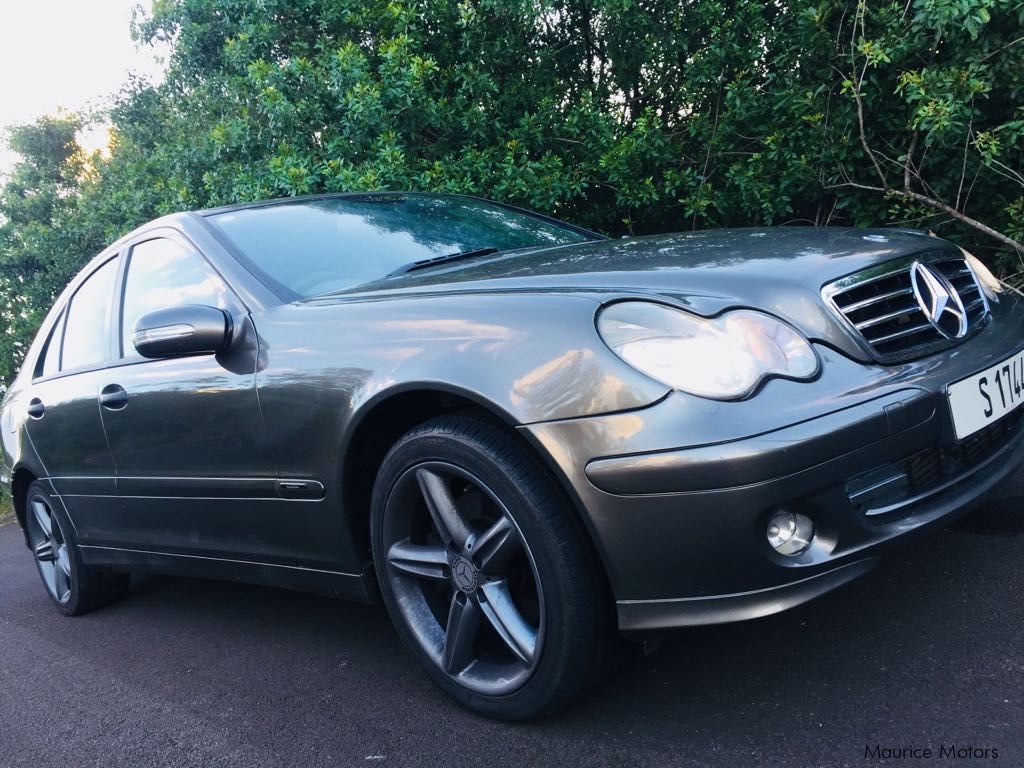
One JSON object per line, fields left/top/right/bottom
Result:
{"left": 132, "top": 304, "right": 232, "bottom": 359}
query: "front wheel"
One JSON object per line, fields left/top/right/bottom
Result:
{"left": 371, "top": 415, "right": 611, "bottom": 720}
{"left": 24, "top": 480, "right": 129, "bottom": 615}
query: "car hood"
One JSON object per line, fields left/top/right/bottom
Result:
{"left": 317, "top": 227, "right": 957, "bottom": 362}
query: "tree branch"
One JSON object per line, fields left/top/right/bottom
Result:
{"left": 955, "top": 118, "right": 972, "bottom": 210}
{"left": 839, "top": 10, "right": 1021, "bottom": 254}
{"left": 828, "top": 182, "right": 1024, "bottom": 252}
{"left": 904, "top": 130, "right": 919, "bottom": 192}
{"left": 692, "top": 85, "right": 722, "bottom": 230}
{"left": 849, "top": 3, "right": 888, "bottom": 187}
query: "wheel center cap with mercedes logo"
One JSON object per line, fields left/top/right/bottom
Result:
{"left": 910, "top": 261, "right": 969, "bottom": 340}
{"left": 451, "top": 555, "right": 479, "bottom": 593}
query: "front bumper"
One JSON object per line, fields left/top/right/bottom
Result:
{"left": 522, "top": 309, "right": 1024, "bottom": 632}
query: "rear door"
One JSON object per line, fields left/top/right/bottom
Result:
{"left": 24, "top": 255, "right": 121, "bottom": 529}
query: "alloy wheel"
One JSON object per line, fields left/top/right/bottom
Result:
{"left": 26, "top": 492, "right": 73, "bottom": 605}
{"left": 382, "top": 461, "right": 545, "bottom": 696}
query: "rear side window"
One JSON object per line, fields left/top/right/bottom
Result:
{"left": 34, "top": 310, "right": 64, "bottom": 379}
{"left": 121, "top": 238, "right": 231, "bottom": 355}
{"left": 61, "top": 258, "right": 119, "bottom": 371}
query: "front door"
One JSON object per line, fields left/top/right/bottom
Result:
{"left": 93, "top": 232, "right": 285, "bottom": 560}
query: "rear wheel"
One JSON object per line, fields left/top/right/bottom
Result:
{"left": 24, "top": 480, "right": 129, "bottom": 615}
{"left": 371, "top": 415, "right": 611, "bottom": 720}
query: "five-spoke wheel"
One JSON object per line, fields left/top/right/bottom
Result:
{"left": 371, "top": 415, "right": 610, "bottom": 720}
{"left": 26, "top": 490, "right": 74, "bottom": 605}
{"left": 22, "top": 480, "right": 129, "bottom": 615}
{"left": 382, "top": 462, "right": 545, "bottom": 695}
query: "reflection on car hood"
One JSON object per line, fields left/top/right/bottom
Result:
{"left": 313, "top": 227, "right": 955, "bottom": 361}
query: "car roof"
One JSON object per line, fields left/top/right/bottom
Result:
{"left": 198, "top": 191, "right": 490, "bottom": 217}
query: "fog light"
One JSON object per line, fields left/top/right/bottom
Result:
{"left": 767, "top": 511, "right": 815, "bottom": 556}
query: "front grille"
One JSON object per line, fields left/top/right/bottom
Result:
{"left": 824, "top": 253, "right": 989, "bottom": 362}
{"left": 847, "top": 407, "right": 1024, "bottom": 516}
{"left": 906, "top": 408, "right": 1022, "bottom": 494}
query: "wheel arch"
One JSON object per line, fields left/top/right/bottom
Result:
{"left": 339, "top": 384, "right": 612, "bottom": 596}
{"left": 10, "top": 466, "right": 37, "bottom": 544}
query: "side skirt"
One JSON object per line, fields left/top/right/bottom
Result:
{"left": 79, "top": 544, "right": 376, "bottom": 602}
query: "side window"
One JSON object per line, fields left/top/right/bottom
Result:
{"left": 61, "top": 258, "right": 119, "bottom": 371}
{"left": 121, "top": 238, "right": 231, "bottom": 356}
{"left": 34, "top": 310, "right": 65, "bottom": 379}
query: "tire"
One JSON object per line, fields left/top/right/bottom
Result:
{"left": 370, "top": 414, "right": 611, "bottom": 720}
{"left": 23, "top": 480, "right": 130, "bottom": 616}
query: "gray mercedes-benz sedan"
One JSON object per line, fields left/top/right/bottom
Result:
{"left": 2, "top": 193, "right": 1022, "bottom": 718}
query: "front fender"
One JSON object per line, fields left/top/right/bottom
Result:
{"left": 252, "top": 290, "right": 667, "bottom": 487}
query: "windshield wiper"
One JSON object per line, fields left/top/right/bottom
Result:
{"left": 385, "top": 247, "right": 500, "bottom": 277}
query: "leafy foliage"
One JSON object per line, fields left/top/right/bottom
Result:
{"left": 2, "top": 0, "right": 1023, "bottom": 389}
{"left": 0, "top": 116, "right": 107, "bottom": 388}
{"left": 0, "top": 487, "right": 11, "bottom": 521}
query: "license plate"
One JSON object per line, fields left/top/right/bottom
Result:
{"left": 947, "top": 349, "right": 1024, "bottom": 440}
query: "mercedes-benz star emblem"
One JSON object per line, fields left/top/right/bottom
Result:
{"left": 451, "top": 556, "right": 478, "bottom": 592}
{"left": 910, "top": 261, "right": 969, "bottom": 339}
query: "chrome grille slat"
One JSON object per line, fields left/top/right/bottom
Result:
{"left": 830, "top": 266, "right": 909, "bottom": 298}
{"left": 935, "top": 263, "right": 971, "bottom": 277}
{"left": 841, "top": 287, "right": 914, "bottom": 314}
{"left": 854, "top": 305, "right": 922, "bottom": 331}
{"left": 823, "top": 253, "right": 991, "bottom": 363}
{"left": 869, "top": 323, "right": 935, "bottom": 345}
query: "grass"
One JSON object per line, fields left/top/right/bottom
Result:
{"left": 0, "top": 492, "right": 12, "bottom": 523}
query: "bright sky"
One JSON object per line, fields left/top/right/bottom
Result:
{"left": 0, "top": 0, "right": 166, "bottom": 177}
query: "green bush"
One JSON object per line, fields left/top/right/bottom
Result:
{"left": 0, "top": 489, "right": 12, "bottom": 522}
{"left": 2, "top": 0, "right": 1023, "bottom": 389}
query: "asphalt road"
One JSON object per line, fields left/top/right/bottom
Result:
{"left": 1, "top": 473, "right": 1022, "bottom": 768}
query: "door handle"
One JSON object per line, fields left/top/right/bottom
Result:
{"left": 27, "top": 398, "right": 45, "bottom": 419}
{"left": 99, "top": 384, "right": 129, "bottom": 410}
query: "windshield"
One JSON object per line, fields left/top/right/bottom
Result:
{"left": 206, "top": 194, "right": 596, "bottom": 298}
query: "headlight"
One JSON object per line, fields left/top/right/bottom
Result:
{"left": 597, "top": 301, "right": 819, "bottom": 400}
